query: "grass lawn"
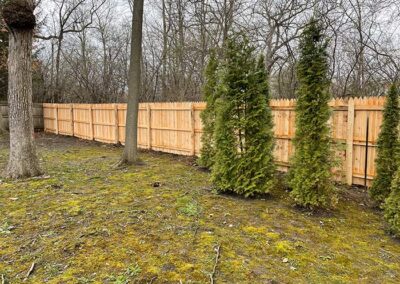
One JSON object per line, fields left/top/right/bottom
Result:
{"left": 1, "top": 134, "right": 400, "bottom": 283}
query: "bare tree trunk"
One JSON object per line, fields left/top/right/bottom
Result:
{"left": 177, "top": 0, "right": 185, "bottom": 100}
{"left": 54, "top": 36, "right": 63, "bottom": 102}
{"left": 79, "top": 30, "right": 91, "bottom": 101}
{"left": 100, "top": 31, "right": 110, "bottom": 101}
{"left": 2, "top": 0, "right": 42, "bottom": 178}
{"left": 161, "top": 0, "right": 168, "bottom": 99}
{"left": 49, "top": 40, "right": 55, "bottom": 102}
{"left": 356, "top": 0, "right": 365, "bottom": 97}
{"left": 222, "top": 0, "right": 234, "bottom": 45}
{"left": 119, "top": 0, "right": 144, "bottom": 165}
{"left": 199, "top": 0, "right": 207, "bottom": 81}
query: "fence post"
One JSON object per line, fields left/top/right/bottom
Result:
{"left": 89, "top": 105, "right": 94, "bottom": 140}
{"left": 114, "top": 104, "right": 119, "bottom": 144}
{"left": 70, "top": 104, "right": 74, "bottom": 136}
{"left": 147, "top": 103, "right": 152, "bottom": 150}
{"left": 55, "top": 104, "right": 59, "bottom": 135}
{"left": 190, "top": 103, "right": 196, "bottom": 156}
{"left": 346, "top": 98, "right": 355, "bottom": 185}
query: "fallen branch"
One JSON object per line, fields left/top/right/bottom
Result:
{"left": 209, "top": 244, "right": 221, "bottom": 284}
{"left": 24, "top": 262, "right": 35, "bottom": 281}
{"left": 1, "top": 274, "right": 5, "bottom": 284}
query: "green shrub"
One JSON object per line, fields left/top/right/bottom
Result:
{"left": 384, "top": 169, "right": 400, "bottom": 237}
{"left": 198, "top": 50, "right": 219, "bottom": 168}
{"left": 212, "top": 35, "right": 276, "bottom": 197}
{"left": 288, "top": 18, "right": 337, "bottom": 209}
{"left": 370, "top": 84, "right": 400, "bottom": 204}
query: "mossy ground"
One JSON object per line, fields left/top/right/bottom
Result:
{"left": 1, "top": 134, "right": 400, "bottom": 283}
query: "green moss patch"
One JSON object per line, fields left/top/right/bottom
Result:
{"left": 0, "top": 134, "right": 400, "bottom": 283}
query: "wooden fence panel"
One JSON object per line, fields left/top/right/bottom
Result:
{"left": 92, "top": 104, "right": 116, "bottom": 143}
{"left": 43, "top": 97, "right": 387, "bottom": 186}
{"left": 56, "top": 104, "right": 73, "bottom": 136}
{"left": 271, "top": 99, "right": 296, "bottom": 172}
{"left": 329, "top": 99, "right": 350, "bottom": 183}
{"left": 1, "top": 102, "right": 43, "bottom": 130}
{"left": 43, "top": 103, "right": 57, "bottom": 133}
{"left": 116, "top": 104, "right": 127, "bottom": 144}
{"left": 148, "top": 102, "right": 192, "bottom": 156}
{"left": 137, "top": 104, "right": 149, "bottom": 148}
{"left": 72, "top": 104, "right": 92, "bottom": 140}
{"left": 193, "top": 102, "right": 206, "bottom": 155}
{"left": 351, "top": 97, "right": 385, "bottom": 186}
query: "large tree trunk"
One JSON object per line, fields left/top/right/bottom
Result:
{"left": 3, "top": 0, "right": 42, "bottom": 178}
{"left": 120, "top": 0, "right": 144, "bottom": 165}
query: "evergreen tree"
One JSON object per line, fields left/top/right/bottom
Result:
{"left": 288, "top": 19, "right": 337, "bottom": 208}
{"left": 212, "top": 96, "right": 238, "bottom": 192}
{"left": 198, "top": 50, "right": 219, "bottom": 168}
{"left": 236, "top": 56, "right": 276, "bottom": 195}
{"left": 384, "top": 167, "right": 400, "bottom": 237}
{"left": 212, "top": 37, "right": 252, "bottom": 194}
{"left": 370, "top": 84, "right": 400, "bottom": 204}
{"left": 212, "top": 36, "right": 276, "bottom": 197}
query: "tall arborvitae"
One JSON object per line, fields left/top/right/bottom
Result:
{"left": 288, "top": 19, "right": 337, "bottom": 208}
{"left": 235, "top": 55, "right": 276, "bottom": 195}
{"left": 384, "top": 167, "right": 400, "bottom": 237}
{"left": 212, "top": 36, "right": 276, "bottom": 197}
{"left": 198, "top": 50, "right": 219, "bottom": 168}
{"left": 212, "top": 37, "right": 252, "bottom": 194}
{"left": 370, "top": 84, "right": 400, "bottom": 204}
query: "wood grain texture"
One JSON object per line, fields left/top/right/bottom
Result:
{"left": 43, "top": 97, "right": 386, "bottom": 186}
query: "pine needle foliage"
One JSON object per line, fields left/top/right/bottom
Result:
{"left": 384, "top": 168, "right": 400, "bottom": 237}
{"left": 212, "top": 35, "right": 276, "bottom": 197}
{"left": 370, "top": 84, "right": 400, "bottom": 204}
{"left": 288, "top": 19, "right": 337, "bottom": 209}
{"left": 198, "top": 50, "right": 219, "bottom": 168}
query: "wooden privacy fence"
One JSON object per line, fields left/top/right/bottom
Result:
{"left": 43, "top": 103, "right": 204, "bottom": 157}
{"left": 1, "top": 102, "right": 44, "bottom": 130}
{"left": 43, "top": 97, "right": 386, "bottom": 186}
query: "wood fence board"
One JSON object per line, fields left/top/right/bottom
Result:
{"left": 43, "top": 97, "right": 387, "bottom": 186}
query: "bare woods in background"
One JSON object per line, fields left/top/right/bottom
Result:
{"left": 2, "top": 0, "right": 400, "bottom": 103}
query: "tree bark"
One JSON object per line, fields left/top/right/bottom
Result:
{"left": 177, "top": 0, "right": 185, "bottom": 100}
{"left": 49, "top": 40, "right": 55, "bottom": 102}
{"left": 161, "top": 0, "right": 168, "bottom": 99}
{"left": 54, "top": 36, "right": 63, "bottom": 102}
{"left": 199, "top": 0, "right": 207, "bottom": 81}
{"left": 120, "top": 0, "right": 144, "bottom": 165}
{"left": 6, "top": 28, "right": 42, "bottom": 178}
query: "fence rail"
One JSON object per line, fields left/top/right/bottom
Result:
{"left": 43, "top": 97, "right": 386, "bottom": 186}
